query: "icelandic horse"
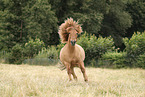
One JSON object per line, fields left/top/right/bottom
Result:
{"left": 58, "top": 18, "right": 88, "bottom": 82}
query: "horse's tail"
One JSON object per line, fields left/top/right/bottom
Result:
{"left": 57, "top": 60, "right": 66, "bottom": 71}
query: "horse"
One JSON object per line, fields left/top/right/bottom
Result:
{"left": 58, "top": 18, "right": 88, "bottom": 82}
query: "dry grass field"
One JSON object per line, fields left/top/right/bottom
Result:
{"left": 0, "top": 63, "right": 145, "bottom": 97}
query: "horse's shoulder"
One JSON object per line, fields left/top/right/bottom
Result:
{"left": 60, "top": 45, "right": 66, "bottom": 56}
{"left": 76, "top": 44, "right": 82, "bottom": 48}
{"left": 60, "top": 44, "right": 67, "bottom": 52}
{"left": 75, "top": 44, "right": 85, "bottom": 60}
{"left": 76, "top": 44, "right": 84, "bottom": 51}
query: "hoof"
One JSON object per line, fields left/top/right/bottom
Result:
{"left": 69, "top": 79, "right": 72, "bottom": 82}
{"left": 85, "top": 79, "right": 88, "bottom": 82}
{"left": 74, "top": 77, "right": 78, "bottom": 81}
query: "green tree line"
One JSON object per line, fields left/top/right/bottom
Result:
{"left": 0, "top": 0, "right": 145, "bottom": 64}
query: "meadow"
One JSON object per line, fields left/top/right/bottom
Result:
{"left": 0, "top": 63, "right": 145, "bottom": 97}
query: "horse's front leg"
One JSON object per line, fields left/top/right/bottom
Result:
{"left": 66, "top": 63, "right": 72, "bottom": 81}
{"left": 79, "top": 62, "right": 88, "bottom": 82}
{"left": 70, "top": 66, "right": 77, "bottom": 81}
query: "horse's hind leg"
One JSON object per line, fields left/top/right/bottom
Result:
{"left": 80, "top": 62, "right": 88, "bottom": 82}
{"left": 70, "top": 66, "right": 77, "bottom": 81}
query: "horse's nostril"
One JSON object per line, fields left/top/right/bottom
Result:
{"left": 71, "top": 41, "right": 76, "bottom": 46}
{"left": 73, "top": 41, "right": 76, "bottom": 44}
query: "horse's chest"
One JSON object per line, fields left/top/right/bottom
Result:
{"left": 64, "top": 53, "right": 79, "bottom": 63}
{"left": 71, "top": 57, "right": 78, "bottom": 63}
{"left": 70, "top": 58, "right": 79, "bottom": 67}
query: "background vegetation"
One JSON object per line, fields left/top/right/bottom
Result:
{"left": 0, "top": 0, "right": 145, "bottom": 68}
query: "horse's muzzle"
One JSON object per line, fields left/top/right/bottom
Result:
{"left": 71, "top": 41, "right": 76, "bottom": 46}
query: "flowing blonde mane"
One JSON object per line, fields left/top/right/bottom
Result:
{"left": 58, "top": 18, "right": 83, "bottom": 43}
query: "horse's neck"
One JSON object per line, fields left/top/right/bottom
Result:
{"left": 66, "top": 42, "right": 75, "bottom": 53}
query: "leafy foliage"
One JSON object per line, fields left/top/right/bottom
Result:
{"left": 23, "top": 46, "right": 59, "bottom": 65}
{"left": 77, "top": 33, "right": 115, "bottom": 65}
{"left": 100, "top": 0, "right": 132, "bottom": 48}
{"left": 35, "top": 46, "right": 58, "bottom": 60}
{"left": 24, "top": 38, "right": 45, "bottom": 58}
{"left": 123, "top": 31, "right": 145, "bottom": 67}
{"left": 135, "top": 54, "right": 145, "bottom": 69}
{"left": 0, "top": 0, "right": 59, "bottom": 51}
{"left": 23, "top": 0, "right": 59, "bottom": 45}
{"left": 98, "top": 52, "right": 127, "bottom": 68}
{"left": 124, "top": 32, "right": 145, "bottom": 57}
{"left": 50, "top": 0, "right": 105, "bottom": 35}
{"left": 9, "top": 44, "right": 23, "bottom": 64}
{"left": 8, "top": 38, "right": 45, "bottom": 64}
{"left": 126, "top": 0, "right": 145, "bottom": 37}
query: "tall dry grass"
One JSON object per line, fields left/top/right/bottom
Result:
{"left": 0, "top": 63, "right": 145, "bottom": 97}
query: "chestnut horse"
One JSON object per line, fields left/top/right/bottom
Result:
{"left": 58, "top": 18, "right": 88, "bottom": 82}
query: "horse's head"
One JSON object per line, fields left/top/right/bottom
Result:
{"left": 58, "top": 18, "right": 82, "bottom": 44}
{"left": 67, "top": 27, "right": 78, "bottom": 46}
